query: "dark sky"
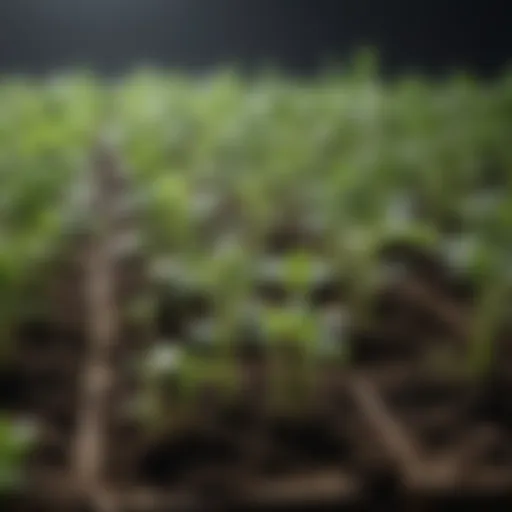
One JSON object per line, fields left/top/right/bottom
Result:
{"left": 0, "top": 0, "right": 510, "bottom": 76}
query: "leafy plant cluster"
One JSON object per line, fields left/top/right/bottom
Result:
{"left": 0, "top": 74, "right": 104, "bottom": 354}
{"left": 106, "top": 57, "right": 512, "bottom": 421}
{"left": 1, "top": 54, "right": 512, "bottom": 434}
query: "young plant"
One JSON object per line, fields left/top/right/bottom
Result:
{"left": 233, "top": 175, "right": 275, "bottom": 252}
{"left": 199, "top": 235, "right": 253, "bottom": 336}
{"left": 146, "top": 173, "right": 197, "bottom": 253}
{"left": 465, "top": 252, "right": 510, "bottom": 379}
{"left": 261, "top": 304, "right": 321, "bottom": 415}
{"left": 0, "top": 416, "right": 38, "bottom": 497}
{"left": 256, "top": 251, "right": 331, "bottom": 307}
{"left": 283, "top": 251, "right": 330, "bottom": 298}
{"left": 138, "top": 330, "right": 241, "bottom": 435}
{"left": 335, "top": 226, "right": 381, "bottom": 326}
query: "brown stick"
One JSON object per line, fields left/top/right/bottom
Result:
{"left": 71, "top": 144, "right": 121, "bottom": 511}
{"left": 348, "top": 375, "right": 422, "bottom": 476}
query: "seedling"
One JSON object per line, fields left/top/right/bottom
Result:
{"left": 138, "top": 340, "right": 240, "bottom": 434}
{"left": 0, "top": 416, "right": 38, "bottom": 496}
{"left": 198, "top": 235, "right": 253, "bottom": 320}
{"left": 261, "top": 304, "right": 321, "bottom": 413}
{"left": 466, "top": 254, "right": 510, "bottom": 379}
{"left": 283, "top": 251, "right": 331, "bottom": 298}
{"left": 255, "top": 252, "right": 332, "bottom": 308}
{"left": 146, "top": 173, "right": 197, "bottom": 252}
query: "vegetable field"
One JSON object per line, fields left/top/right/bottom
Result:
{"left": 2, "top": 57, "right": 512, "bottom": 510}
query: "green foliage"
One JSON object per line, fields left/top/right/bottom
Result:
{"left": 0, "top": 74, "right": 103, "bottom": 359}
{"left": 0, "top": 417, "right": 37, "bottom": 495}
{"left": 262, "top": 305, "right": 319, "bottom": 352}
{"left": 2, "top": 55, "right": 512, "bottom": 415}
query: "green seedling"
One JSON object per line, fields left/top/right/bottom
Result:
{"left": 178, "top": 352, "right": 239, "bottom": 403}
{"left": 233, "top": 177, "right": 275, "bottom": 251}
{"left": 147, "top": 173, "right": 197, "bottom": 252}
{"left": 336, "top": 226, "right": 383, "bottom": 325}
{"left": 139, "top": 335, "right": 241, "bottom": 433}
{"left": 464, "top": 245, "right": 511, "bottom": 379}
{"left": 461, "top": 185, "right": 512, "bottom": 378}
{"left": 0, "top": 416, "right": 38, "bottom": 496}
{"left": 467, "top": 277, "right": 507, "bottom": 379}
{"left": 261, "top": 304, "right": 321, "bottom": 413}
{"left": 198, "top": 236, "right": 253, "bottom": 317}
{"left": 256, "top": 252, "right": 332, "bottom": 306}
{"left": 283, "top": 252, "right": 331, "bottom": 298}
{"left": 184, "top": 303, "right": 246, "bottom": 354}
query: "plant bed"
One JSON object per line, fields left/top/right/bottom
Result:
{"left": 3, "top": 66, "right": 512, "bottom": 510}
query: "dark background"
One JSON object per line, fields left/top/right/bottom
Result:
{"left": 0, "top": 0, "right": 510, "bottom": 76}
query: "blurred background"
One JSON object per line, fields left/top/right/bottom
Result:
{"left": 0, "top": 0, "right": 511, "bottom": 76}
